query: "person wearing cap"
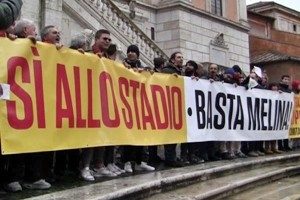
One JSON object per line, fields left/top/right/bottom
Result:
{"left": 122, "top": 44, "right": 155, "bottom": 173}
{"left": 232, "top": 65, "right": 242, "bottom": 75}
{"left": 241, "top": 66, "right": 263, "bottom": 90}
{"left": 0, "top": 0, "right": 22, "bottom": 192}
{"left": 123, "top": 44, "right": 143, "bottom": 69}
{"left": 231, "top": 65, "right": 244, "bottom": 83}
{"left": 0, "top": 0, "right": 22, "bottom": 36}
{"left": 222, "top": 68, "right": 235, "bottom": 83}
{"left": 241, "top": 66, "right": 266, "bottom": 157}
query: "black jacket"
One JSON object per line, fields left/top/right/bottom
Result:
{"left": 279, "top": 83, "right": 292, "bottom": 93}
{"left": 161, "top": 62, "right": 181, "bottom": 75}
{"left": 123, "top": 58, "right": 142, "bottom": 69}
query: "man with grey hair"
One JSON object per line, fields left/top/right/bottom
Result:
{"left": 70, "top": 34, "right": 87, "bottom": 50}
{"left": 14, "top": 18, "right": 37, "bottom": 38}
{"left": 70, "top": 29, "right": 94, "bottom": 51}
{"left": 4, "top": 19, "right": 51, "bottom": 192}
{"left": 40, "top": 25, "right": 60, "bottom": 44}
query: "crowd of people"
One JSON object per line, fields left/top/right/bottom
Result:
{"left": 0, "top": 0, "right": 300, "bottom": 194}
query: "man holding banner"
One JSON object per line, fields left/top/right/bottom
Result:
{"left": 0, "top": 0, "right": 23, "bottom": 192}
{"left": 278, "top": 75, "right": 293, "bottom": 151}
{"left": 161, "top": 51, "right": 185, "bottom": 168}
{"left": 199, "top": 63, "right": 222, "bottom": 161}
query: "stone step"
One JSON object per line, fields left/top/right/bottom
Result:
{"left": 228, "top": 175, "right": 300, "bottom": 200}
{"left": 24, "top": 151, "right": 300, "bottom": 200}
{"left": 145, "top": 161, "right": 300, "bottom": 200}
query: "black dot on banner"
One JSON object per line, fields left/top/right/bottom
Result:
{"left": 187, "top": 107, "right": 192, "bottom": 116}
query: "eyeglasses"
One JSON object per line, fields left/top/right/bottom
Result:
{"left": 103, "top": 37, "right": 111, "bottom": 42}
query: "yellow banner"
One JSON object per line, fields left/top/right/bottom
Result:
{"left": 0, "top": 38, "right": 186, "bottom": 154}
{"left": 289, "top": 95, "right": 300, "bottom": 139}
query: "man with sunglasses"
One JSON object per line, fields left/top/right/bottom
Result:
{"left": 89, "top": 29, "right": 118, "bottom": 178}
{"left": 92, "top": 29, "right": 111, "bottom": 57}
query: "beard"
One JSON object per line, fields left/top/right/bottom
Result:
{"left": 185, "top": 70, "right": 194, "bottom": 77}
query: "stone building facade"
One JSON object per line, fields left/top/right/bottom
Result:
{"left": 114, "top": 0, "right": 250, "bottom": 72}
{"left": 20, "top": 0, "right": 250, "bottom": 73}
{"left": 248, "top": 2, "right": 300, "bottom": 82}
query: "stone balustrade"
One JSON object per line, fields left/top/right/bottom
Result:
{"left": 85, "top": 0, "right": 168, "bottom": 65}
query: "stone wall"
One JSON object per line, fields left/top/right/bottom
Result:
{"left": 20, "top": 0, "right": 41, "bottom": 32}
{"left": 156, "top": 8, "right": 250, "bottom": 73}
{"left": 115, "top": 0, "right": 250, "bottom": 72}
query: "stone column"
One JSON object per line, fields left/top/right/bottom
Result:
{"left": 42, "top": 0, "right": 63, "bottom": 29}
{"left": 238, "top": 0, "right": 248, "bottom": 25}
{"left": 21, "top": 0, "right": 41, "bottom": 32}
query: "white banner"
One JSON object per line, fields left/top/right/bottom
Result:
{"left": 185, "top": 78, "right": 294, "bottom": 141}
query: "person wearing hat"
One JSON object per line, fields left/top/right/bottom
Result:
{"left": 123, "top": 44, "right": 143, "bottom": 69}
{"left": 0, "top": 0, "right": 22, "bottom": 36}
{"left": 241, "top": 66, "right": 263, "bottom": 90}
{"left": 222, "top": 68, "right": 235, "bottom": 84}
{"left": 231, "top": 65, "right": 243, "bottom": 83}
{"left": 0, "top": 0, "right": 22, "bottom": 192}
{"left": 122, "top": 44, "right": 155, "bottom": 173}
{"left": 241, "top": 66, "right": 266, "bottom": 157}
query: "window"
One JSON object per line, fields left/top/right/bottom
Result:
{"left": 151, "top": 27, "right": 155, "bottom": 40}
{"left": 211, "top": 0, "right": 222, "bottom": 16}
{"left": 293, "top": 24, "right": 297, "bottom": 32}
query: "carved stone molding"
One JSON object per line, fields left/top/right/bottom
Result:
{"left": 210, "top": 33, "right": 228, "bottom": 49}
